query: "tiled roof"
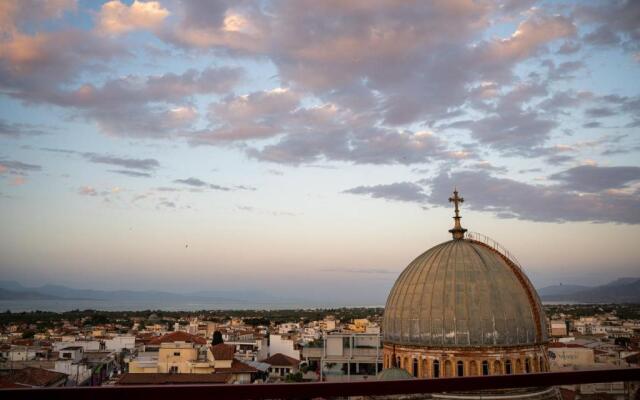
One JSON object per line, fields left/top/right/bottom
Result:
{"left": 210, "top": 343, "right": 235, "bottom": 360}
{"left": 117, "top": 373, "right": 230, "bottom": 385}
{"left": 147, "top": 331, "right": 207, "bottom": 345}
{"left": 263, "top": 353, "right": 300, "bottom": 367}
{"left": 215, "top": 359, "right": 259, "bottom": 374}
{"left": 0, "top": 367, "right": 67, "bottom": 387}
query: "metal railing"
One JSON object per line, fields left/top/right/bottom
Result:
{"left": 2, "top": 368, "right": 639, "bottom": 400}
{"left": 466, "top": 231, "right": 524, "bottom": 271}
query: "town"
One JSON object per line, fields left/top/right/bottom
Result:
{"left": 1, "top": 304, "right": 638, "bottom": 397}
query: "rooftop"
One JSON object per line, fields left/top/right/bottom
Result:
{"left": 147, "top": 331, "right": 207, "bottom": 345}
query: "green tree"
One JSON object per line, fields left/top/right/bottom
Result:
{"left": 285, "top": 372, "right": 304, "bottom": 382}
{"left": 21, "top": 330, "right": 35, "bottom": 339}
{"left": 212, "top": 330, "right": 224, "bottom": 345}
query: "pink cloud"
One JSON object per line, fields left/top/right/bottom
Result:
{"left": 96, "top": 0, "right": 169, "bottom": 36}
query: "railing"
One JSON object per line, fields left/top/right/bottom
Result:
{"left": 466, "top": 231, "right": 524, "bottom": 271}
{"left": 2, "top": 368, "right": 639, "bottom": 400}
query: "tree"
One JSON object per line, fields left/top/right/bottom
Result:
{"left": 21, "top": 330, "right": 35, "bottom": 339}
{"left": 285, "top": 372, "right": 304, "bottom": 382}
{"left": 212, "top": 330, "right": 224, "bottom": 345}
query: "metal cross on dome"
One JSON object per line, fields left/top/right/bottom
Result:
{"left": 449, "top": 188, "right": 464, "bottom": 218}
{"left": 448, "top": 188, "right": 467, "bottom": 239}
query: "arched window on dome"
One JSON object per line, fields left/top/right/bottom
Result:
{"left": 525, "top": 358, "right": 531, "bottom": 373}
{"left": 482, "top": 360, "right": 489, "bottom": 376}
{"left": 413, "top": 358, "right": 419, "bottom": 378}
{"left": 469, "top": 360, "right": 478, "bottom": 376}
{"left": 493, "top": 360, "right": 502, "bottom": 375}
{"left": 505, "top": 359, "right": 512, "bottom": 374}
{"left": 433, "top": 360, "right": 440, "bottom": 378}
{"left": 456, "top": 361, "right": 464, "bottom": 377}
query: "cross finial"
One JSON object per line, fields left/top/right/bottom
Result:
{"left": 448, "top": 188, "right": 467, "bottom": 240}
{"left": 449, "top": 188, "right": 464, "bottom": 218}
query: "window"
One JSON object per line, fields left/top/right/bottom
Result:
{"left": 525, "top": 358, "right": 531, "bottom": 373}
{"left": 169, "top": 366, "right": 178, "bottom": 373}
{"left": 433, "top": 360, "right": 440, "bottom": 378}
{"left": 457, "top": 361, "right": 464, "bottom": 377}
{"left": 413, "top": 358, "right": 419, "bottom": 377}
{"left": 482, "top": 360, "right": 489, "bottom": 375}
{"left": 63, "top": 353, "right": 71, "bottom": 359}
{"left": 173, "top": 352, "right": 180, "bottom": 356}
{"left": 505, "top": 359, "right": 512, "bottom": 374}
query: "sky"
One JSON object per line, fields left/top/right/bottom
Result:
{"left": 0, "top": 0, "right": 639, "bottom": 305}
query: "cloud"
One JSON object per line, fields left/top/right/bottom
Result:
{"left": 0, "top": 159, "right": 42, "bottom": 173}
{"left": 343, "top": 182, "right": 427, "bottom": 203}
{"left": 174, "top": 177, "right": 209, "bottom": 187}
{"left": 97, "top": 0, "right": 169, "bottom": 36}
{"left": 577, "top": 1, "right": 640, "bottom": 51}
{"left": 78, "top": 186, "right": 98, "bottom": 196}
{"left": 549, "top": 165, "right": 640, "bottom": 192}
{"left": 585, "top": 107, "right": 615, "bottom": 118}
{"left": 236, "top": 205, "right": 297, "bottom": 217}
{"left": 158, "top": 200, "right": 176, "bottom": 208}
{"left": 448, "top": 110, "right": 557, "bottom": 152}
{"left": 0, "top": 29, "right": 126, "bottom": 104}
{"left": 47, "top": 67, "right": 243, "bottom": 137}
{"left": 108, "top": 169, "right": 152, "bottom": 178}
{"left": 584, "top": 26, "right": 620, "bottom": 47}
{"left": 249, "top": 128, "right": 450, "bottom": 165}
{"left": 544, "top": 60, "right": 584, "bottom": 81}
{"left": 425, "top": 169, "right": 640, "bottom": 224}
{"left": 480, "top": 13, "right": 576, "bottom": 65}
{"left": 0, "top": 0, "right": 76, "bottom": 36}
{"left": 162, "top": 2, "right": 575, "bottom": 130}
{"left": 173, "top": 177, "right": 253, "bottom": 192}
{"left": 84, "top": 154, "right": 159, "bottom": 171}
{"left": 0, "top": 119, "right": 46, "bottom": 138}
{"left": 196, "top": 88, "right": 300, "bottom": 143}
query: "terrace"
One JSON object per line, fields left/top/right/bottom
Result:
{"left": 2, "top": 367, "right": 639, "bottom": 400}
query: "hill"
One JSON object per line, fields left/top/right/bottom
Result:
{"left": 540, "top": 277, "right": 640, "bottom": 303}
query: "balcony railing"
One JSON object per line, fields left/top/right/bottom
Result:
{"left": 2, "top": 367, "right": 639, "bottom": 400}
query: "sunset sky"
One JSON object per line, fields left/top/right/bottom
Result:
{"left": 1, "top": 1, "right": 639, "bottom": 304}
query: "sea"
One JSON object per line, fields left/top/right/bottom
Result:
{"left": 0, "top": 299, "right": 385, "bottom": 312}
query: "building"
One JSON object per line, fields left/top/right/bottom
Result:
{"left": 269, "top": 334, "right": 300, "bottom": 360}
{"left": 0, "top": 367, "right": 68, "bottom": 388}
{"left": 548, "top": 343, "right": 595, "bottom": 368}
{"left": 550, "top": 320, "right": 568, "bottom": 337}
{"left": 381, "top": 190, "right": 559, "bottom": 400}
{"left": 127, "top": 332, "right": 256, "bottom": 383}
{"left": 302, "top": 332, "right": 383, "bottom": 381}
{"left": 263, "top": 353, "right": 300, "bottom": 379}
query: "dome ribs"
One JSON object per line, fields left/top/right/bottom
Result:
{"left": 467, "top": 238, "right": 547, "bottom": 345}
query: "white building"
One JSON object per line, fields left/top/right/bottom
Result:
{"left": 104, "top": 336, "right": 136, "bottom": 352}
{"left": 269, "top": 334, "right": 300, "bottom": 360}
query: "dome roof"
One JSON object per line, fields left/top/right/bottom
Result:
{"left": 383, "top": 239, "right": 547, "bottom": 348}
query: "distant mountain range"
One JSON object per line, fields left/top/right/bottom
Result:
{"left": 1, "top": 277, "right": 638, "bottom": 305}
{"left": 0, "top": 281, "right": 287, "bottom": 304}
{"left": 538, "top": 277, "right": 640, "bottom": 303}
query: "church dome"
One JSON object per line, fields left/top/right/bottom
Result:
{"left": 383, "top": 190, "right": 547, "bottom": 348}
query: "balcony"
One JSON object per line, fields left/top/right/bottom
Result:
{"left": 2, "top": 367, "right": 639, "bottom": 400}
